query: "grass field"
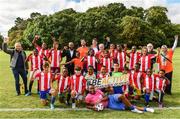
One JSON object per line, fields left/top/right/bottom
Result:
{"left": 0, "top": 49, "right": 180, "bottom": 118}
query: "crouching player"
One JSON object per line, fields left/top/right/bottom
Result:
{"left": 71, "top": 66, "right": 86, "bottom": 108}
{"left": 55, "top": 67, "right": 71, "bottom": 105}
{"left": 85, "top": 85, "right": 154, "bottom": 113}
{"left": 142, "top": 69, "right": 156, "bottom": 107}
{"left": 129, "top": 63, "right": 144, "bottom": 99}
{"left": 30, "top": 62, "right": 57, "bottom": 109}
{"left": 155, "top": 69, "right": 169, "bottom": 108}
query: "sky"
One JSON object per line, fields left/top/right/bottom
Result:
{"left": 0, "top": 0, "right": 180, "bottom": 37}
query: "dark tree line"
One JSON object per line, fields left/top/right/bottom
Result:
{"left": 3, "top": 3, "right": 180, "bottom": 49}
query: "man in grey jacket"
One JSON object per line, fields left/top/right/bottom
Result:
{"left": 2, "top": 37, "right": 28, "bottom": 96}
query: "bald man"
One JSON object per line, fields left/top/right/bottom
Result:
{"left": 2, "top": 38, "right": 28, "bottom": 96}
{"left": 62, "top": 42, "right": 76, "bottom": 75}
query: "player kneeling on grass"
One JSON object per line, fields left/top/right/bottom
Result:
{"left": 30, "top": 62, "right": 57, "bottom": 109}
{"left": 129, "top": 63, "right": 144, "bottom": 100}
{"left": 142, "top": 68, "right": 156, "bottom": 107}
{"left": 154, "top": 69, "right": 169, "bottom": 108}
{"left": 70, "top": 66, "right": 86, "bottom": 108}
{"left": 55, "top": 67, "right": 71, "bottom": 105}
{"left": 85, "top": 85, "right": 154, "bottom": 113}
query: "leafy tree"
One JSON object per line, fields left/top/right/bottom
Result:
{"left": 0, "top": 34, "right": 3, "bottom": 49}
{"left": 119, "top": 16, "right": 163, "bottom": 47}
{"left": 145, "top": 6, "right": 170, "bottom": 26}
{"left": 7, "top": 3, "right": 180, "bottom": 49}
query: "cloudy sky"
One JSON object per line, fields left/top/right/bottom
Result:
{"left": 0, "top": 0, "right": 180, "bottom": 36}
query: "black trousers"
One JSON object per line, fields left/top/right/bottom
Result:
{"left": 65, "top": 64, "right": 74, "bottom": 76}
{"left": 12, "top": 68, "right": 28, "bottom": 94}
{"left": 165, "top": 71, "right": 173, "bottom": 94}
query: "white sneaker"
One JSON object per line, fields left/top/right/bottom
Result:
{"left": 131, "top": 108, "right": 143, "bottom": 114}
{"left": 146, "top": 108, "right": 154, "bottom": 113}
{"left": 72, "top": 103, "right": 76, "bottom": 109}
{"left": 50, "top": 104, "right": 55, "bottom": 110}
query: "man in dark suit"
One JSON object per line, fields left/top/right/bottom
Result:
{"left": 62, "top": 42, "right": 76, "bottom": 75}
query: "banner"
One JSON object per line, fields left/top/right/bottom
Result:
{"left": 89, "top": 74, "right": 129, "bottom": 88}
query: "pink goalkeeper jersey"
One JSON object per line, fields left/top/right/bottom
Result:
{"left": 85, "top": 90, "right": 108, "bottom": 107}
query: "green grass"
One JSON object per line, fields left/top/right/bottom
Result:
{"left": 0, "top": 49, "right": 180, "bottom": 118}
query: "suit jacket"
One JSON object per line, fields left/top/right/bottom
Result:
{"left": 2, "top": 43, "right": 28, "bottom": 69}
{"left": 62, "top": 49, "right": 76, "bottom": 62}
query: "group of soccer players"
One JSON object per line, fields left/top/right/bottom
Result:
{"left": 24, "top": 35, "right": 178, "bottom": 113}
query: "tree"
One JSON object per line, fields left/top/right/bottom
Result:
{"left": 7, "top": 3, "right": 180, "bottom": 49}
{"left": 119, "top": 16, "right": 163, "bottom": 47}
{"left": 30, "top": 12, "right": 41, "bottom": 19}
{"left": 145, "top": 6, "right": 170, "bottom": 26}
{"left": 0, "top": 34, "right": 3, "bottom": 49}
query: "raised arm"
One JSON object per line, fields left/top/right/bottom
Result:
{"left": 172, "top": 35, "right": 178, "bottom": 52}
{"left": 2, "top": 37, "right": 14, "bottom": 55}
{"left": 32, "top": 35, "right": 40, "bottom": 48}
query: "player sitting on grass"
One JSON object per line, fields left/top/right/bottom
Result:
{"left": 55, "top": 67, "right": 71, "bottom": 105}
{"left": 70, "top": 66, "right": 86, "bottom": 109}
{"left": 85, "top": 85, "right": 154, "bottom": 113}
{"left": 30, "top": 62, "right": 57, "bottom": 109}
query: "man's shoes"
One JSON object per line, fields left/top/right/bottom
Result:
{"left": 65, "top": 101, "right": 70, "bottom": 106}
{"left": 25, "top": 92, "right": 31, "bottom": 96}
{"left": 16, "top": 93, "right": 20, "bottom": 96}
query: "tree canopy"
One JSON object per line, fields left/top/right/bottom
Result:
{"left": 3, "top": 3, "right": 180, "bottom": 49}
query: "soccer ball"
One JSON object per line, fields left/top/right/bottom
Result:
{"left": 95, "top": 103, "right": 104, "bottom": 111}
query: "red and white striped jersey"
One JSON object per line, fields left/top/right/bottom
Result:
{"left": 109, "top": 49, "right": 117, "bottom": 59}
{"left": 84, "top": 56, "right": 96, "bottom": 69}
{"left": 129, "top": 52, "right": 141, "bottom": 70}
{"left": 71, "top": 75, "right": 86, "bottom": 94}
{"left": 27, "top": 54, "right": 42, "bottom": 71}
{"left": 35, "top": 72, "right": 52, "bottom": 91}
{"left": 56, "top": 75, "right": 71, "bottom": 93}
{"left": 122, "top": 84, "right": 128, "bottom": 93}
{"left": 129, "top": 70, "right": 143, "bottom": 90}
{"left": 97, "top": 73, "right": 110, "bottom": 79}
{"left": 101, "top": 58, "right": 113, "bottom": 73}
{"left": 36, "top": 46, "right": 49, "bottom": 58}
{"left": 139, "top": 54, "right": 155, "bottom": 72}
{"left": 143, "top": 74, "right": 156, "bottom": 91}
{"left": 155, "top": 76, "right": 166, "bottom": 91}
{"left": 115, "top": 51, "right": 126, "bottom": 71}
{"left": 49, "top": 49, "right": 62, "bottom": 67}
{"left": 96, "top": 51, "right": 104, "bottom": 71}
